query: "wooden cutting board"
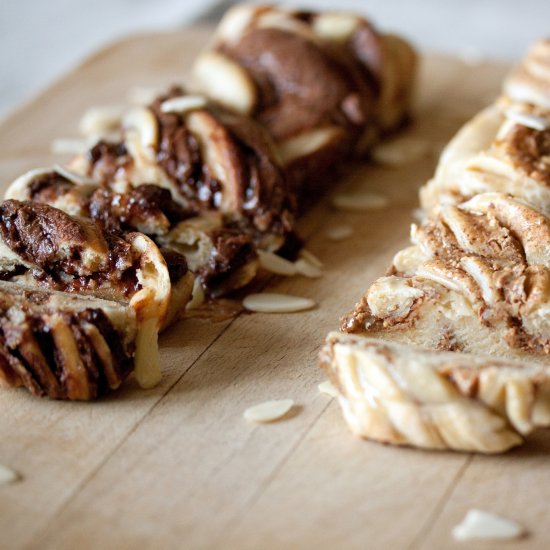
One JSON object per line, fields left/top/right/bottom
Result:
{"left": 0, "top": 27, "right": 547, "bottom": 550}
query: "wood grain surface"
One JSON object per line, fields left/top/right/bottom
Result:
{"left": 0, "top": 27, "right": 547, "bottom": 550}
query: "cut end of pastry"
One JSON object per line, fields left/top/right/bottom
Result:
{"left": 320, "top": 333, "right": 550, "bottom": 453}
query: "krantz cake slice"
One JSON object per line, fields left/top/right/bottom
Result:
{"left": 320, "top": 334, "right": 550, "bottom": 453}
{"left": 0, "top": 199, "right": 176, "bottom": 392}
{"left": 192, "top": 4, "right": 416, "bottom": 196}
{"left": 323, "top": 38, "right": 550, "bottom": 452}
{"left": 6, "top": 168, "right": 257, "bottom": 300}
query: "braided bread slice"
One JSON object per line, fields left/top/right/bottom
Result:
{"left": 192, "top": 4, "right": 416, "bottom": 193}
{"left": 321, "top": 333, "right": 550, "bottom": 453}
{"left": 0, "top": 199, "right": 175, "bottom": 389}
{"left": 6, "top": 169, "right": 257, "bottom": 299}
{"left": 342, "top": 192, "right": 550, "bottom": 361}
{"left": 421, "top": 40, "right": 550, "bottom": 214}
{"left": 0, "top": 281, "right": 137, "bottom": 400}
{"left": 67, "top": 86, "right": 294, "bottom": 242}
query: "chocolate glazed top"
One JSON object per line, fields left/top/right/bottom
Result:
{"left": 220, "top": 27, "right": 374, "bottom": 140}
{"left": 149, "top": 87, "right": 295, "bottom": 236}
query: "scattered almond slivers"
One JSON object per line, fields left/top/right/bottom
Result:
{"left": 161, "top": 95, "right": 208, "bottom": 115}
{"left": 258, "top": 250, "right": 322, "bottom": 278}
{"left": 294, "top": 259, "right": 322, "bottom": 278}
{"left": 332, "top": 192, "right": 389, "bottom": 212}
{"left": 244, "top": 399, "right": 295, "bottom": 423}
{"left": 325, "top": 224, "right": 353, "bottom": 241}
{"left": 452, "top": 509, "right": 525, "bottom": 541}
{"left": 243, "top": 293, "right": 316, "bottom": 313}
{"left": 318, "top": 380, "right": 338, "bottom": 397}
{"left": 258, "top": 250, "right": 296, "bottom": 276}
{"left": 50, "top": 138, "right": 88, "bottom": 155}
{"left": 53, "top": 164, "right": 96, "bottom": 186}
{"left": 371, "top": 137, "right": 431, "bottom": 166}
{"left": 0, "top": 464, "right": 20, "bottom": 485}
{"left": 299, "top": 249, "right": 323, "bottom": 269}
{"left": 79, "top": 106, "right": 125, "bottom": 137}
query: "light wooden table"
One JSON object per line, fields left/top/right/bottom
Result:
{"left": 0, "top": 27, "right": 548, "bottom": 550}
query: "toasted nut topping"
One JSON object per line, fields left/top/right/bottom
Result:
{"left": 505, "top": 107, "right": 549, "bottom": 131}
{"left": 331, "top": 192, "right": 389, "bottom": 211}
{"left": 325, "top": 224, "right": 354, "bottom": 241}
{"left": 53, "top": 164, "right": 96, "bottom": 186}
{"left": 79, "top": 106, "right": 125, "bottom": 137}
{"left": 318, "top": 380, "right": 338, "bottom": 397}
{"left": 0, "top": 464, "right": 20, "bottom": 485}
{"left": 243, "top": 293, "right": 316, "bottom": 313}
{"left": 50, "top": 138, "right": 88, "bottom": 155}
{"left": 244, "top": 399, "right": 295, "bottom": 423}
{"left": 452, "top": 510, "right": 525, "bottom": 541}
{"left": 160, "top": 95, "right": 208, "bottom": 115}
{"left": 294, "top": 258, "right": 323, "bottom": 278}
{"left": 258, "top": 250, "right": 296, "bottom": 276}
{"left": 371, "top": 137, "right": 431, "bottom": 166}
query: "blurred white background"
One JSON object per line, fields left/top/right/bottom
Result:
{"left": 1, "top": 0, "right": 549, "bottom": 119}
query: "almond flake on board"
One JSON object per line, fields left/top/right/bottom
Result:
{"left": 371, "top": 137, "right": 430, "bottom": 166}
{"left": 257, "top": 250, "right": 296, "bottom": 276}
{"left": 452, "top": 509, "right": 525, "bottom": 541}
{"left": 50, "top": 138, "right": 88, "bottom": 155}
{"left": 243, "top": 399, "right": 295, "bottom": 423}
{"left": 331, "top": 192, "right": 389, "bottom": 212}
{"left": 294, "top": 258, "right": 322, "bottom": 278}
{"left": 299, "top": 249, "right": 323, "bottom": 269}
{"left": 325, "top": 224, "right": 354, "bottom": 241}
{"left": 318, "top": 381, "right": 339, "bottom": 397}
{"left": 242, "top": 293, "right": 316, "bottom": 313}
{"left": 0, "top": 464, "right": 20, "bottom": 485}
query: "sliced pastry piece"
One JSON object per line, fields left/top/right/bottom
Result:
{"left": 0, "top": 281, "right": 137, "bottom": 400}
{"left": 342, "top": 192, "right": 550, "bottom": 362}
{"left": 67, "top": 86, "right": 295, "bottom": 241}
{"left": 6, "top": 169, "right": 258, "bottom": 298}
{"left": 0, "top": 199, "right": 178, "bottom": 388}
{"left": 320, "top": 333, "right": 550, "bottom": 453}
{"left": 192, "top": 4, "right": 416, "bottom": 195}
{"left": 421, "top": 38, "right": 550, "bottom": 215}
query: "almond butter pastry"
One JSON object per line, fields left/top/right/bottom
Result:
{"left": 323, "top": 39, "right": 550, "bottom": 452}
{"left": 192, "top": 4, "right": 416, "bottom": 197}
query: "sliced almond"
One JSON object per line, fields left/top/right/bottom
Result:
{"left": 79, "top": 106, "right": 125, "bottom": 136}
{"left": 452, "top": 509, "right": 525, "bottom": 541}
{"left": 50, "top": 138, "right": 88, "bottom": 155}
{"left": 299, "top": 249, "right": 323, "bottom": 269}
{"left": 371, "top": 137, "right": 431, "bottom": 166}
{"left": 294, "top": 258, "right": 323, "bottom": 278}
{"left": 160, "top": 95, "right": 208, "bottom": 115}
{"left": 192, "top": 52, "right": 256, "bottom": 115}
{"left": 332, "top": 192, "right": 389, "bottom": 211}
{"left": 243, "top": 293, "right": 316, "bottom": 313}
{"left": 318, "top": 380, "right": 339, "bottom": 397}
{"left": 243, "top": 399, "right": 295, "bottom": 423}
{"left": 505, "top": 107, "right": 549, "bottom": 131}
{"left": 53, "top": 164, "right": 96, "bottom": 186}
{"left": 325, "top": 224, "right": 354, "bottom": 241}
{"left": 258, "top": 250, "right": 296, "bottom": 276}
{"left": 185, "top": 277, "right": 205, "bottom": 311}
{"left": 0, "top": 464, "right": 20, "bottom": 485}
